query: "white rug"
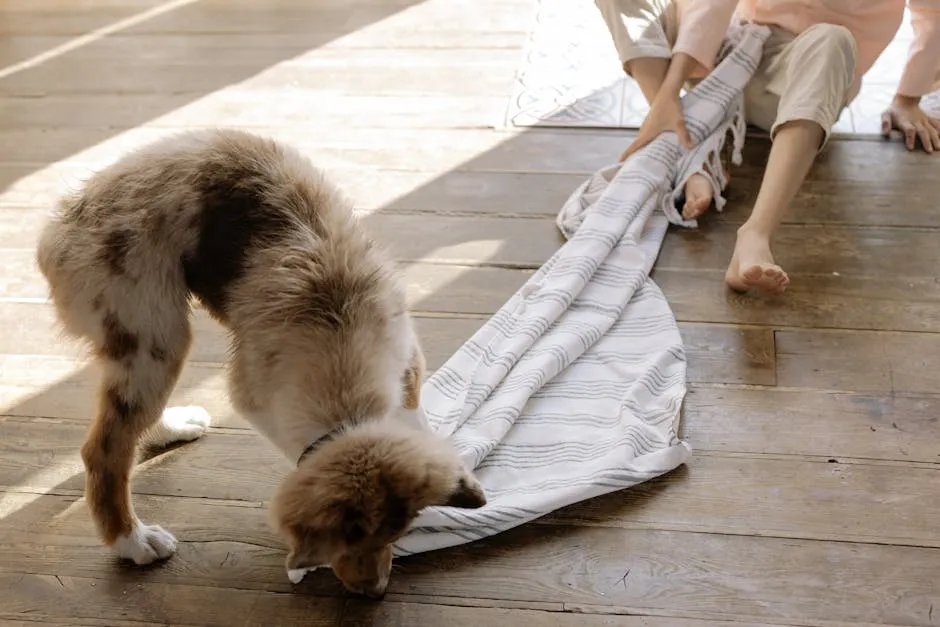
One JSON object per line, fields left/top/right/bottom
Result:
{"left": 504, "top": 0, "right": 932, "bottom": 135}
{"left": 395, "top": 23, "right": 773, "bottom": 557}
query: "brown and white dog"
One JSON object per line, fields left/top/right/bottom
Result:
{"left": 36, "top": 128, "right": 486, "bottom": 599}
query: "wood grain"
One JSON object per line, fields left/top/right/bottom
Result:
{"left": 4, "top": 415, "right": 939, "bottom": 548}
{"left": 0, "top": 1, "right": 529, "bottom": 36}
{"left": 5, "top": 0, "right": 940, "bottom": 624}
{"left": 0, "top": 573, "right": 345, "bottom": 627}
{"left": 660, "top": 222, "right": 940, "bottom": 280}
{"left": 342, "top": 601, "right": 784, "bottom": 626}
{"left": 0, "top": 299, "right": 776, "bottom": 389}
{"left": 0, "top": 93, "right": 510, "bottom": 130}
{"left": 654, "top": 268, "right": 940, "bottom": 333}
{"left": 2, "top": 494, "right": 938, "bottom": 626}
{"left": 9, "top": 245, "right": 940, "bottom": 334}
{"left": 4, "top": 366, "right": 935, "bottom": 466}
{"left": 0, "top": 166, "right": 585, "bottom": 217}
{"left": 0, "top": 127, "right": 627, "bottom": 173}
{"left": 774, "top": 329, "right": 940, "bottom": 394}
{"left": 0, "top": 51, "right": 521, "bottom": 97}
{"left": 0, "top": 210, "right": 565, "bottom": 263}
{"left": 682, "top": 386, "right": 940, "bottom": 463}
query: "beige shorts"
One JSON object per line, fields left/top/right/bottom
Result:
{"left": 594, "top": 0, "right": 858, "bottom": 147}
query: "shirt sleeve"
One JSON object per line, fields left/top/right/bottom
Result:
{"left": 898, "top": 0, "right": 940, "bottom": 97}
{"left": 672, "top": 0, "right": 739, "bottom": 72}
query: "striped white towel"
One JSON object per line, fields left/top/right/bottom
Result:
{"left": 395, "top": 23, "right": 771, "bottom": 557}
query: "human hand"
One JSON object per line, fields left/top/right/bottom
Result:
{"left": 881, "top": 95, "right": 940, "bottom": 153}
{"left": 620, "top": 91, "right": 694, "bottom": 162}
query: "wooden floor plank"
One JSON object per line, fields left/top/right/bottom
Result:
{"left": 0, "top": 127, "right": 626, "bottom": 173}
{"left": 7, "top": 247, "right": 940, "bottom": 333}
{"left": 5, "top": 140, "right": 937, "bottom": 226}
{"left": 342, "top": 601, "right": 786, "bottom": 627}
{"left": 0, "top": 92, "right": 510, "bottom": 131}
{"left": 0, "top": 2, "right": 164, "bottom": 36}
{"left": 0, "top": 0, "right": 526, "bottom": 36}
{"left": 654, "top": 268, "right": 940, "bottom": 333}
{"left": 0, "top": 28, "right": 529, "bottom": 67}
{"left": 0, "top": 54, "right": 520, "bottom": 97}
{"left": 1, "top": 494, "right": 937, "bottom": 626}
{"left": 660, "top": 222, "right": 940, "bottom": 280}
{"left": 4, "top": 352, "right": 936, "bottom": 464}
{"left": 682, "top": 386, "right": 940, "bottom": 463}
{"left": 0, "top": 297, "right": 775, "bottom": 386}
{"left": 0, "top": 210, "right": 567, "bottom": 262}
{"left": 678, "top": 324, "right": 775, "bottom": 385}
{"left": 0, "top": 573, "right": 345, "bottom": 627}
{"left": 3, "top": 416, "right": 939, "bottom": 548}
{"left": 7, "top": 204, "right": 940, "bottom": 280}
{"left": 775, "top": 329, "right": 940, "bottom": 394}
{"left": 0, "top": 166, "right": 585, "bottom": 217}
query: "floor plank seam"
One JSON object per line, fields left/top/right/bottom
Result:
{"left": 1, "top": 485, "right": 266, "bottom": 508}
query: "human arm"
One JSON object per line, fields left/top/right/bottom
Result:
{"left": 881, "top": 1, "right": 940, "bottom": 152}
{"left": 621, "top": 0, "right": 738, "bottom": 161}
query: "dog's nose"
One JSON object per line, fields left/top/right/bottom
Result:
{"left": 363, "top": 585, "right": 387, "bottom": 601}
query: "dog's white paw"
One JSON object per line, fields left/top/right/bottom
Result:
{"left": 287, "top": 565, "right": 320, "bottom": 584}
{"left": 113, "top": 522, "right": 177, "bottom": 565}
{"left": 147, "top": 406, "right": 212, "bottom": 448}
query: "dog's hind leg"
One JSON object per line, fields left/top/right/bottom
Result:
{"left": 80, "top": 305, "right": 196, "bottom": 565}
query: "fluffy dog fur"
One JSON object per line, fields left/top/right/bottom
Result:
{"left": 35, "top": 128, "right": 486, "bottom": 599}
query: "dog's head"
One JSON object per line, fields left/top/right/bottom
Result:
{"left": 269, "top": 424, "right": 485, "bottom": 599}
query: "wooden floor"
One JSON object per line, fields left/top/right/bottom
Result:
{"left": 2, "top": 1, "right": 940, "bottom": 625}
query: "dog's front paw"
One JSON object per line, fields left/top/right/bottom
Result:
{"left": 287, "top": 565, "right": 320, "bottom": 584}
{"left": 113, "top": 521, "right": 177, "bottom": 565}
{"left": 147, "top": 406, "right": 212, "bottom": 448}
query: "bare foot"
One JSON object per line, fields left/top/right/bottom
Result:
{"left": 682, "top": 173, "right": 713, "bottom": 219}
{"left": 681, "top": 159, "right": 730, "bottom": 220}
{"left": 725, "top": 229, "right": 790, "bottom": 294}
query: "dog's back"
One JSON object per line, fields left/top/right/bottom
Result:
{"left": 37, "top": 128, "right": 414, "bottom": 446}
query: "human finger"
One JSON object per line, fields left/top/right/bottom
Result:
{"left": 898, "top": 120, "right": 916, "bottom": 150}
{"left": 880, "top": 111, "right": 893, "bottom": 137}
{"left": 928, "top": 115, "right": 940, "bottom": 133}
{"left": 928, "top": 122, "right": 940, "bottom": 152}
{"left": 915, "top": 121, "right": 934, "bottom": 153}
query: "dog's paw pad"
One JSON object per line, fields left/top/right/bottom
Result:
{"left": 114, "top": 522, "right": 177, "bottom": 565}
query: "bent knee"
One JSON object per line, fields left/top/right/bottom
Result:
{"left": 801, "top": 23, "right": 857, "bottom": 64}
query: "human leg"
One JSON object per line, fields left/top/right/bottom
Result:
{"left": 726, "top": 23, "right": 857, "bottom": 293}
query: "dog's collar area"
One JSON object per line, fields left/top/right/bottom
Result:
{"left": 297, "top": 432, "right": 337, "bottom": 467}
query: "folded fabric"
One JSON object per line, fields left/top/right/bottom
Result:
{"left": 394, "top": 23, "right": 772, "bottom": 557}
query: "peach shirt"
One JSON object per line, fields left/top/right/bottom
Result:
{"left": 673, "top": 0, "right": 940, "bottom": 99}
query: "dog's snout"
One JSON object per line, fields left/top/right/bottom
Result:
{"left": 357, "top": 577, "right": 388, "bottom": 600}
{"left": 363, "top": 586, "right": 387, "bottom": 600}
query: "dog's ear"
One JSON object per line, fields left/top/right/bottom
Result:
{"left": 284, "top": 524, "right": 329, "bottom": 572}
{"left": 441, "top": 476, "right": 487, "bottom": 509}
